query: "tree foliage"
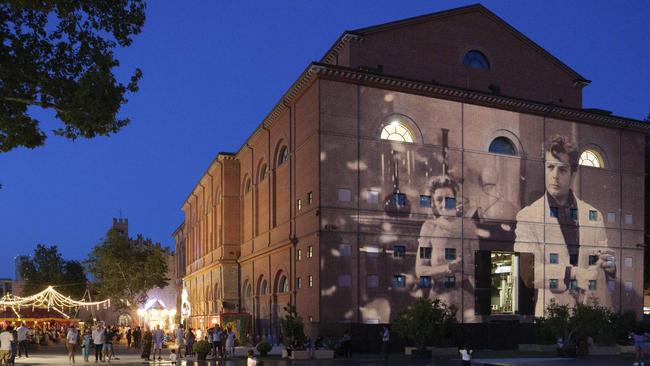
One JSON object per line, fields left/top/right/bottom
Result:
{"left": 645, "top": 111, "right": 650, "bottom": 294}
{"left": 279, "top": 304, "right": 305, "bottom": 350}
{"left": 18, "top": 244, "right": 87, "bottom": 299}
{"left": 393, "top": 298, "right": 457, "bottom": 351}
{"left": 0, "top": 1, "right": 145, "bottom": 152}
{"left": 88, "top": 228, "right": 169, "bottom": 308}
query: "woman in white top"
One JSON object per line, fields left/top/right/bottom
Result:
{"left": 66, "top": 325, "right": 79, "bottom": 364}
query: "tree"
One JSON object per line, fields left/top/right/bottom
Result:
{"left": 88, "top": 228, "right": 169, "bottom": 308}
{"left": 0, "top": 1, "right": 145, "bottom": 153}
{"left": 18, "top": 244, "right": 87, "bottom": 299}
{"left": 279, "top": 304, "right": 305, "bottom": 350}
{"left": 393, "top": 298, "right": 457, "bottom": 351}
{"left": 644, "top": 111, "right": 650, "bottom": 294}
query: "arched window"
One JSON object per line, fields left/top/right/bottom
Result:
{"left": 278, "top": 275, "right": 289, "bottom": 293}
{"left": 380, "top": 120, "right": 414, "bottom": 143}
{"left": 244, "top": 178, "right": 251, "bottom": 193}
{"left": 579, "top": 149, "right": 604, "bottom": 168}
{"left": 246, "top": 283, "right": 253, "bottom": 298}
{"left": 260, "top": 279, "right": 268, "bottom": 295}
{"left": 277, "top": 146, "right": 289, "bottom": 166}
{"left": 488, "top": 137, "right": 517, "bottom": 156}
{"left": 463, "top": 50, "right": 490, "bottom": 69}
{"left": 259, "top": 163, "right": 268, "bottom": 181}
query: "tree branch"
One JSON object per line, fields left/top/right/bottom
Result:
{"left": 3, "top": 96, "right": 66, "bottom": 114}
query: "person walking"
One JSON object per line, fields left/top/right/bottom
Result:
{"left": 225, "top": 327, "right": 236, "bottom": 358}
{"left": 134, "top": 326, "right": 142, "bottom": 349}
{"left": 92, "top": 324, "right": 105, "bottom": 362}
{"left": 66, "top": 324, "right": 79, "bottom": 364}
{"left": 175, "top": 325, "right": 185, "bottom": 358}
{"left": 152, "top": 325, "right": 165, "bottom": 361}
{"left": 631, "top": 327, "right": 648, "bottom": 366}
{"left": 81, "top": 328, "right": 92, "bottom": 362}
{"left": 16, "top": 322, "right": 29, "bottom": 359}
{"left": 212, "top": 325, "right": 222, "bottom": 358}
{"left": 381, "top": 326, "right": 390, "bottom": 360}
{"left": 341, "top": 330, "right": 351, "bottom": 358}
{"left": 0, "top": 326, "right": 13, "bottom": 364}
{"left": 186, "top": 328, "right": 195, "bottom": 357}
{"left": 126, "top": 327, "right": 132, "bottom": 349}
{"left": 141, "top": 327, "right": 152, "bottom": 361}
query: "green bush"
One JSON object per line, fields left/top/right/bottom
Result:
{"left": 193, "top": 340, "right": 212, "bottom": 360}
{"left": 393, "top": 298, "right": 457, "bottom": 351}
{"left": 280, "top": 304, "right": 305, "bottom": 349}
{"left": 256, "top": 340, "right": 272, "bottom": 356}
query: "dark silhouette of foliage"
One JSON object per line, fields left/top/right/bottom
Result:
{"left": 18, "top": 244, "right": 87, "bottom": 299}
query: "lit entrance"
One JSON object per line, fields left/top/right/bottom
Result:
{"left": 490, "top": 252, "right": 517, "bottom": 314}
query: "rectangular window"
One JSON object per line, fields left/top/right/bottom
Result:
{"left": 588, "top": 255, "right": 598, "bottom": 266}
{"left": 550, "top": 207, "right": 558, "bottom": 218}
{"left": 624, "top": 257, "right": 633, "bottom": 268}
{"left": 569, "top": 254, "right": 578, "bottom": 266}
{"left": 338, "top": 274, "right": 352, "bottom": 287}
{"left": 308, "top": 275, "right": 313, "bottom": 288}
{"left": 444, "top": 248, "right": 456, "bottom": 261}
{"left": 393, "top": 245, "right": 406, "bottom": 259}
{"left": 392, "top": 193, "right": 407, "bottom": 206}
{"left": 588, "top": 280, "right": 597, "bottom": 290}
{"left": 549, "top": 279, "right": 558, "bottom": 289}
{"left": 419, "top": 195, "right": 431, "bottom": 208}
{"left": 308, "top": 246, "right": 313, "bottom": 258}
{"left": 367, "top": 190, "right": 379, "bottom": 204}
{"left": 570, "top": 208, "right": 578, "bottom": 220}
{"left": 393, "top": 275, "right": 406, "bottom": 288}
{"left": 296, "top": 277, "right": 302, "bottom": 289}
{"left": 339, "top": 244, "right": 351, "bottom": 257}
{"left": 569, "top": 279, "right": 578, "bottom": 291}
{"left": 588, "top": 210, "right": 598, "bottom": 221}
{"left": 625, "top": 214, "right": 634, "bottom": 225}
{"left": 338, "top": 188, "right": 351, "bottom": 202}
{"left": 297, "top": 199, "right": 302, "bottom": 211}
{"left": 419, "top": 276, "right": 432, "bottom": 288}
{"left": 607, "top": 212, "right": 616, "bottom": 223}
{"left": 367, "top": 275, "right": 379, "bottom": 288}
{"left": 444, "top": 276, "right": 456, "bottom": 289}
{"left": 307, "top": 191, "right": 313, "bottom": 204}
{"left": 625, "top": 281, "right": 633, "bottom": 292}
{"left": 366, "top": 245, "right": 381, "bottom": 257}
{"left": 419, "top": 247, "right": 432, "bottom": 259}
{"left": 549, "top": 253, "right": 559, "bottom": 264}
{"left": 297, "top": 249, "right": 302, "bottom": 261}
{"left": 444, "top": 197, "right": 456, "bottom": 210}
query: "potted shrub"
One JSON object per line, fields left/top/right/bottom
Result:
{"left": 393, "top": 298, "right": 457, "bottom": 358}
{"left": 193, "top": 340, "right": 212, "bottom": 361}
{"left": 256, "top": 340, "right": 272, "bottom": 357}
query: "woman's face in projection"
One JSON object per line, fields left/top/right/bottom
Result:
{"left": 433, "top": 187, "right": 455, "bottom": 216}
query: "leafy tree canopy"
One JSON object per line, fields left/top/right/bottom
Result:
{"left": 280, "top": 304, "right": 305, "bottom": 349}
{"left": 18, "top": 244, "right": 88, "bottom": 299}
{"left": 88, "top": 228, "right": 169, "bottom": 308}
{"left": 0, "top": 1, "right": 145, "bottom": 152}
{"left": 393, "top": 298, "right": 457, "bottom": 351}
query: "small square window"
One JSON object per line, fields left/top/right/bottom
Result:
{"left": 392, "top": 193, "right": 407, "bottom": 206}
{"left": 393, "top": 245, "right": 406, "bottom": 259}
{"left": 444, "top": 248, "right": 456, "bottom": 261}
{"left": 444, "top": 276, "right": 456, "bottom": 289}
{"left": 296, "top": 277, "right": 302, "bottom": 289}
{"left": 588, "top": 255, "right": 598, "bottom": 266}
{"left": 569, "top": 279, "right": 578, "bottom": 291}
{"left": 419, "top": 195, "right": 431, "bottom": 208}
{"left": 338, "top": 274, "right": 352, "bottom": 287}
{"left": 569, "top": 254, "right": 578, "bottom": 266}
{"left": 549, "top": 253, "right": 559, "bottom": 264}
{"left": 588, "top": 210, "right": 598, "bottom": 221}
{"left": 570, "top": 208, "right": 578, "bottom": 220}
{"left": 393, "top": 275, "right": 406, "bottom": 288}
{"left": 624, "top": 257, "right": 633, "bottom": 268}
{"left": 419, "top": 247, "right": 432, "bottom": 259}
{"left": 625, "top": 214, "right": 634, "bottom": 225}
{"left": 588, "top": 280, "right": 597, "bottom": 290}
{"left": 308, "top": 275, "right": 313, "bottom": 288}
{"left": 550, "top": 207, "right": 558, "bottom": 218}
{"left": 307, "top": 191, "right": 313, "bottom": 204}
{"left": 366, "top": 245, "right": 380, "bottom": 257}
{"left": 419, "top": 276, "right": 432, "bottom": 288}
{"left": 549, "top": 279, "right": 559, "bottom": 289}
{"left": 339, "top": 244, "right": 352, "bottom": 257}
{"left": 624, "top": 281, "right": 633, "bottom": 292}
{"left": 297, "top": 249, "right": 302, "bottom": 261}
{"left": 338, "top": 188, "right": 351, "bottom": 202}
{"left": 367, "top": 275, "right": 379, "bottom": 288}
{"left": 607, "top": 212, "right": 616, "bottom": 223}
{"left": 367, "top": 190, "right": 379, "bottom": 204}
{"left": 308, "top": 246, "right": 313, "bottom": 258}
{"left": 297, "top": 199, "right": 302, "bottom": 211}
{"left": 444, "top": 197, "right": 456, "bottom": 210}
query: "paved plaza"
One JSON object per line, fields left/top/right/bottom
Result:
{"left": 7, "top": 344, "right": 649, "bottom": 366}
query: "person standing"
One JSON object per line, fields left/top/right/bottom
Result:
{"left": 141, "top": 327, "right": 152, "bottom": 361}
{"left": 341, "top": 330, "right": 351, "bottom": 358}
{"left": 102, "top": 326, "right": 114, "bottom": 363}
{"left": 66, "top": 324, "right": 79, "bottom": 364}
{"left": 212, "top": 325, "right": 222, "bottom": 358}
{"left": 126, "top": 327, "right": 132, "bottom": 349}
{"left": 92, "top": 324, "right": 105, "bottom": 362}
{"left": 381, "top": 326, "right": 390, "bottom": 360}
{"left": 175, "top": 325, "right": 185, "bottom": 358}
{"left": 134, "top": 326, "right": 142, "bottom": 349}
{"left": 186, "top": 328, "right": 195, "bottom": 357}
{"left": 152, "top": 325, "right": 165, "bottom": 361}
{"left": 0, "top": 326, "right": 13, "bottom": 364}
{"left": 81, "top": 328, "right": 92, "bottom": 362}
{"left": 16, "top": 322, "right": 29, "bottom": 358}
{"left": 225, "top": 327, "right": 235, "bottom": 358}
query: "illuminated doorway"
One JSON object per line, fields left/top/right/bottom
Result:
{"left": 490, "top": 252, "right": 518, "bottom": 314}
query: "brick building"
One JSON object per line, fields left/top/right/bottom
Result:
{"left": 176, "top": 4, "right": 647, "bottom": 337}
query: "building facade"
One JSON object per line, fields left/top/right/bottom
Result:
{"left": 176, "top": 5, "right": 646, "bottom": 336}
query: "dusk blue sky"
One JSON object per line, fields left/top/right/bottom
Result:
{"left": 1, "top": 1, "right": 648, "bottom": 279}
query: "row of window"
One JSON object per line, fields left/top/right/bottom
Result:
{"left": 548, "top": 253, "right": 634, "bottom": 268}
{"left": 243, "top": 146, "right": 290, "bottom": 194}
{"left": 548, "top": 207, "right": 634, "bottom": 224}
{"left": 296, "top": 192, "right": 313, "bottom": 211}
{"left": 297, "top": 245, "right": 313, "bottom": 261}
{"left": 548, "top": 279, "right": 634, "bottom": 292}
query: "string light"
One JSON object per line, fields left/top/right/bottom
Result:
{"left": 0, "top": 286, "right": 110, "bottom": 311}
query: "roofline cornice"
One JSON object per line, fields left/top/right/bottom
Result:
{"left": 319, "top": 32, "right": 364, "bottom": 65}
